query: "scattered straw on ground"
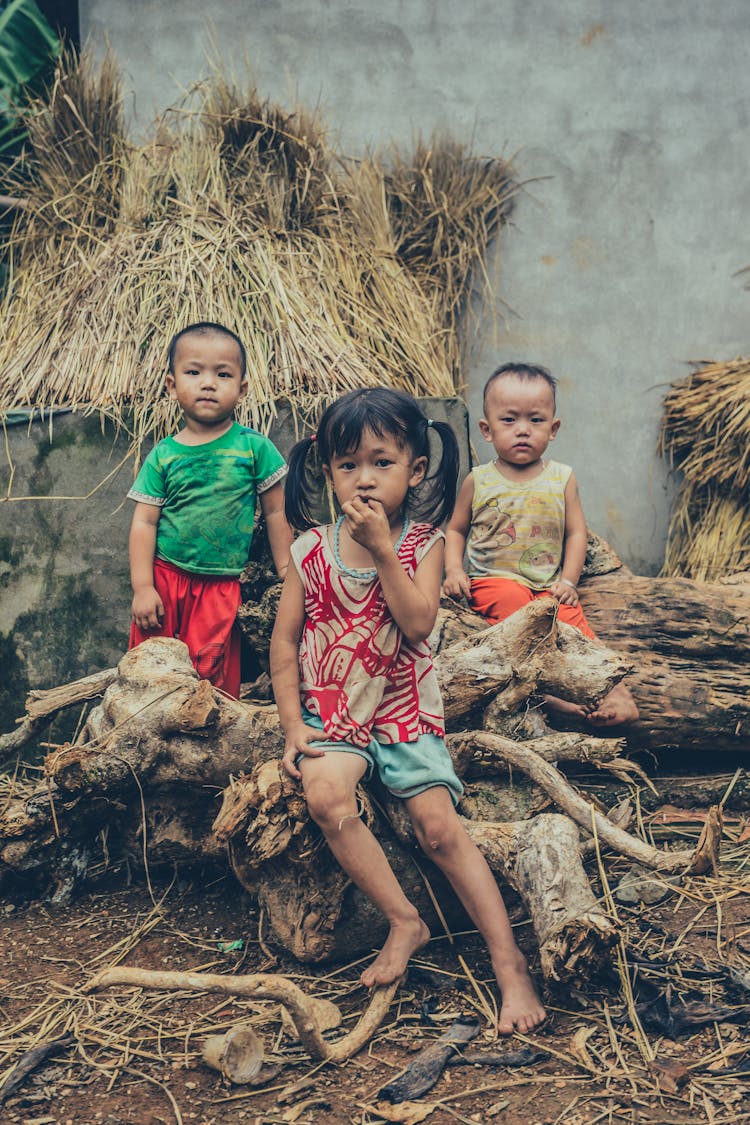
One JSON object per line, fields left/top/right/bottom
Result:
{"left": 1, "top": 765, "right": 748, "bottom": 1124}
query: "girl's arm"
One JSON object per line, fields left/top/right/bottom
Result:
{"left": 549, "top": 472, "right": 588, "bottom": 607}
{"left": 260, "top": 480, "right": 293, "bottom": 578}
{"left": 269, "top": 562, "right": 326, "bottom": 779}
{"left": 443, "top": 472, "right": 474, "bottom": 599}
{"left": 129, "top": 502, "right": 164, "bottom": 629}
{"left": 343, "top": 499, "right": 443, "bottom": 645}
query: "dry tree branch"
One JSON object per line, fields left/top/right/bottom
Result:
{"left": 450, "top": 732, "right": 720, "bottom": 875}
{"left": 85, "top": 965, "right": 401, "bottom": 1062}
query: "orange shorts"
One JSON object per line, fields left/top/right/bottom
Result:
{"left": 469, "top": 576, "right": 595, "bottom": 639}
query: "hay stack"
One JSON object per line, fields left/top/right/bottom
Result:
{"left": 0, "top": 49, "right": 517, "bottom": 461}
{"left": 659, "top": 358, "right": 750, "bottom": 580}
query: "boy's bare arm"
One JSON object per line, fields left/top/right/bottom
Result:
{"left": 260, "top": 481, "right": 293, "bottom": 578}
{"left": 443, "top": 472, "right": 474, "bottom": 599}
{"left": 129, "top": 502, "right": 164, "bottom": 629}
{"left": 550, "top": 472, "right": 587, "bottom": 606}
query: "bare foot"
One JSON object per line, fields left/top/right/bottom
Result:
{"left": 586, "top": 683, "right": 639, "bottom": 726}
{"left": 493, "top": 954, "right": 547, "bottom": 1035}
{"left": 360, "top": 916, "right": 430, "bottom": 988}
{"left": 543, "top": 693, "right": 588, "bottom": 719}
{"left": 544, "top": 684, "right": 639, "bottom": 728}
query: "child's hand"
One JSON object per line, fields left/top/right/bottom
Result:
{"left": 442, "top": 568, "right": 472, "bottom": 601}
{"left": 549, "top": 578, "right": 579, "bottom": 607}
{"left": 281, "top": 722, "right": 327, "bottom": 780}
{"left": 341, "top": 497, "right": 392, "bottom": 554}
{"left": 131, "top": 586, "right": 165, "bottom": 630}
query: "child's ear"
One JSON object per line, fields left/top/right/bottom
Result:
{"left": 550, "top": 418, "right": 561, "bottom": 439}
{"left": 478, "top": 418, "right": 492, "bottom": 442}
{"left": 321, "top": 462, "right": 331, "bottom": 481}
{"left": 409, "top": 456, "right": 428, "bottom": 487}
{"left": 165, "top": 373, "right": 177, "bottom": 399}
{"left": 238, "top": 377, "right": 249, "bottom": 399}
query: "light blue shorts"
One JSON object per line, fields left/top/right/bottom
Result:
{"left": 300, "top": 710, "right": 463, "bottom": 807}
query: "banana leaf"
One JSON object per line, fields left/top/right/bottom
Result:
{"left": 0, "top": 0, "right": 60, "bottom": 156}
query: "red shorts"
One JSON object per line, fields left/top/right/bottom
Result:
{"left": 128, "top": 559, "right": 242, "bottom": 697}
{"left": 469, "top": 576, "right": 595, "bottom": 639}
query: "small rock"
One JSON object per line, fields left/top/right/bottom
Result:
{"left": 614, "top": 864, "right": 679, "bottom": 905}
{"left": 650, "top": 1055, "right": 689, "bottom": 1093}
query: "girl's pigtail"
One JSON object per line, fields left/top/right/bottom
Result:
{"left": 423, "top": 419, "right": 459, "bottom": 526}
{"left": 284, "top": 435, "right": 319, "bottom": 531}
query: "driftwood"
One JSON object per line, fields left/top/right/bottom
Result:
{"left": 86, "top": 965, "right": 401, "bottom": 1063}
{"left": 579, "top": 569, "right": 750, "bottom": 751}
{"left": 0, "top": 571, "right": 730, "bottom": 983}
{"left": 1, "top": 604, "right": 635, "bottom": 973}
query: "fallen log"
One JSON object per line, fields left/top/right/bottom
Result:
{"left": 2, "top": 601, "right": 631, "bottom": 978}
{"left": 578, "top": 571, "right": 750, "bottom": 751}
{"left": 34, "top": 597, "right": 628, "bottom": 808}
{"left": 432, "top": 567, "right": 750, "bottom": 752}
{"left": 0, "top": 586, "right": 721, "bottom": 984}
{"left": 214, "top": 759, "right": 619, "bottom": 982}
{"left": 435, "top": 600, "right": 631, "bottom": 719}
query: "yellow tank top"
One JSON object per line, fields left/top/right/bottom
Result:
{"left": 466, "top": 460, "right": 572, "bottom": 590}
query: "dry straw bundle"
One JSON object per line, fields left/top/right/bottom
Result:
{"left": 383, "top": 135, "right": 517, "bottom": 376}
{"left": 659, "top": 358, "right": 750, "bottom": 580}
{"left": 0, "top": 49, "right": 517, "bottom": 461}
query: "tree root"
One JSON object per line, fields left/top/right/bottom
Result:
{"left": 85, "top": 965, "right": 402, "bottom": 1062}
{"left": 453, "top": 732, "right": 720, "bottom": 874}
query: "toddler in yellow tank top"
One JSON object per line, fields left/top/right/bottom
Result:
{"left": 444, "top": 363, "right": 638, "bottom": 726}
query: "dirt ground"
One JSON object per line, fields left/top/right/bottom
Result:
{"left": 1, "top": 796, "right": 749, "bottom": 1125}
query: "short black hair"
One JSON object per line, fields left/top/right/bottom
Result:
{"left": 483, "top": 362, "right": 557, "bottom": 411}
{"left": 167, "top": 322, "right": 247, "bottom": 378}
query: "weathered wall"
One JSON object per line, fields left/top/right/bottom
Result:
{"left": 78, "top": 0, "right": 750, "bottom": 575}
{"left": 0, "top": 414, "right": 133, "bottom": 726}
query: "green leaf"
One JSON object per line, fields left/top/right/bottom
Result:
{"left": 0, "top": 0, "right": 60, "bottom": 155}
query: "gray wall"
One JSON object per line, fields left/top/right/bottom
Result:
{"left": 79, "top": 1, "right": 750, "bottom": 574}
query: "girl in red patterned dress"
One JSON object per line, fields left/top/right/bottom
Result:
{"left": 270, "top": 388, "right": 545, "bottom": 1033}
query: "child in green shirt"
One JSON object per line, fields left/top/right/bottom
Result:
{"left": 128, "top": 321, "right": 292, "bottom": 696}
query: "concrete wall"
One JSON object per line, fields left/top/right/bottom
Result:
{"left": 79, "top": 0, "right": 750, "bottom": 575}
{"left": 0, "top": 414, "right": 134, "bottom": 728}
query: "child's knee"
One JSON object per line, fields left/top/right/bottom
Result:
{"left": 413, "top": 810, "right": 461, "bottom": 856}
{"left": 304, "top": 776, "right": 358, "bottom": 831}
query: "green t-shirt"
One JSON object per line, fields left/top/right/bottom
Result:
{"left": 128, "top": 423, "right": 287, "bottom": 576}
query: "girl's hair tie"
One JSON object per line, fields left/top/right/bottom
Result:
{"left": 426, "top": 418, "right": 434, "bottom": 428}
{"left": 309, "top": 432, "right": 317, "bottom": 443}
